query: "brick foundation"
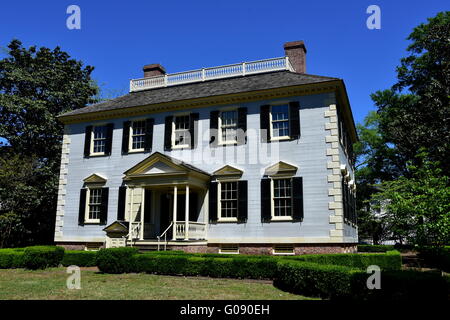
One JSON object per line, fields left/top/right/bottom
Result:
{"left": 56, "top": 242, "right": 105, "bottom": 251}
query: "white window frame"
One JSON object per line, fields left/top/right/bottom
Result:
{"left": 272, "top": 244, "right": 295, "bottom": 255}
{"left": 270, "top": 177, "right": 293, "bottom": 221}
{"left": 269, "top": 103, "right": 291, "bottom": 141}
{"left": 171, "top": 113, "right": 191, "bottom": 149}
{"left": 218, "top": 108, "right": 238, "bottom": 145}
{"left": 219, "top": 244, "right": 240, "bottom": 254}
{"left": 128, "top": 119, "right": 146, "bottom": 153}
{"left": 90, "top": 125, "right": 107, "bottom": 156}
{"left": 217, "top": 180, "right": 239, "bottom": 222}
{"left": 84, "top": 187, "right": 102, "bottom": 224}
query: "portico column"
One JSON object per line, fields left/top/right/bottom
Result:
{"left": 185, "top": 185, "right": 189, "bottom": 240}
{"left": 172, "top": 186, "right": 177, "bottom": 241}
{"left": 140, "top": 188, "right": 145, "bottom": 240}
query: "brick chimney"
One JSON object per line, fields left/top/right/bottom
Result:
{"left": 143, "top": 64, "right": 166, "bottom": 78}
{"left": 283, "top": 41, "right": 307, "bottom": 73}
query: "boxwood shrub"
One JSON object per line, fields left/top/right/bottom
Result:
{"left": 357, "top": 245, "right": 395, "bottom": 252}
{"left": 62, "top": 250, "right": 98, "bottom": 267}
{"left": 96, "top": 247, "right": 139, "bottom": 274}
{"left": 418, "top": 246, "right": 450, "bottom": 272}
{"left": 0, "top": 248, "right": 25, "bottom": 268}
{"left": 22, "top": 246, "right": 65, "bottom": 270}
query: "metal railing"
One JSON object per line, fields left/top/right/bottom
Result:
{"left": 157, "top": 222, "right": 173, "bottom": 251}
{"left": 130, "top": 56, "right": 294, "bottom": 92}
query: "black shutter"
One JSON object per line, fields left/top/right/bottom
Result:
{"left": 117, "top": 186, "right": 126, "bottom": 221}
{"left": 292, "top": 177, "right": 304, "bottom": 221}
{"left": 144, "top": 118, "right": 154, "bottom": 152}
{"left": 190, "top": 113, "right": 199, "bottom": 149}
{"left": 144, "top": 189, "right": 152, "bottom": 223}
{"left": 260, "top": 105, "right": 270, "bottom": 143}
{"left": 261, "top": 178, "right": 271, "bottom": 222}
{"left": 237, "top": 180, "right": 248, "bottom": 223}
{"left": 99, "top": 187, "right": 109, "bottom": 225}
{"left": 237, "top": 107, "right": 247, "bottom": 145}
{"left": 209, "top": 181, "right": 218, "bottom": 223}
{"left": 122, "top": 121, "right": 131, "bottom": 154}
{"left": 84, "top": 126, "right": 92, "bottom": 157}
{"left": 105, "top": 123, "right": 114, "bottom": 156}
{"left": 210, "top": 111, "right": 219, "bottom": 147}
{"left": 78, "top": 188, "right": 87, "bottom": 226}
{"left": 289, "top": 101, "right": 301, "bottom": 140}
{"left": 164, "top": 116, "right": 173, "bottom": 151}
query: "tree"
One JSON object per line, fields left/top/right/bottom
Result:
{"left": 371, "top": 154, "right": 450, "bottom": 247}
{"left": 0, "top": 39, "right": 98, "bottom": 246}
{"left": 356, "top": 12, "right": 450, "bottom": 243}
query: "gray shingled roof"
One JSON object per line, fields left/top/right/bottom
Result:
{"left": 60, "top": 71, "right": 338, "bottom": 117}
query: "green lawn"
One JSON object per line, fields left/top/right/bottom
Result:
{"left": 0, "top": 267, "right": 314, "bottom": 300}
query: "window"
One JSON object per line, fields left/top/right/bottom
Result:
{"left": 219, "top": 181, "right": 238, "bottom": 220}
{"left": 219, "top": 110, "right": 238, "bottom": 144}
{"left": 272, "top": 178, "right": 292, "bottom": 219}
{"left": 273, "top": 244, "right": 294, "bottom": 255}
{"left": 86, "top": 188, "right": 102, "bottom": 223}
{"left": 173, "top": 115, "right": 190, "bottom": 148}
{"left": 270, "top": 105, "right": 290, "bottom": 139}
{"left": 219, "top": 244, "right": 239, "bottom": 254}
{"left": 92, "top": 126, "right": 107, "bottom": 154}
{"left": 130, "top": 120, "right": 146, "bottom": 151}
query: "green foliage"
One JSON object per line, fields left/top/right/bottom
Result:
{"left": 418, "top": 246, "right": 450, "bottom": 272}
{"left": 0, "top": 211, "right": 26, "bottom": 248}
{"left": 357, "top": 245, "right": 395, "bottom": 252}
{"left": 371, "top": 156, "right": 450, "bottom": 246}
{"left": 96, "top": 247, "right": 139, "bottom": 274}
{"left": 22, "top": 246, "right": 65, "bottom": 270}
{"left": 61, "top": 250, "right": 98, "bottom": 267}
{"left": 0, "top": 39, "right": 98, "bottom": 246}
{"left": 0, "top": 248, "right": 24, "bottom": 268}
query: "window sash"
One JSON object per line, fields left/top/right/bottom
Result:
{"left": 173, "top": 115, "right": 190, "bottom": 147}
{"left": 92, "top": 126, "right": 107, "bottom": 154}
{"left": 130, "top": 120, "right": 146, "bottom": 151}
{"left": 86, "top": 188, "right": 102, "bottom": 222}
{"left": 220, "top": 110, "right": 238, "bottom": 143}
{"left": 272, "top": 178, "right": 293, "bottom": 218}
{"left": 219, "top": 181, "right": 238, "bottom": 220}
{"left": 270, "top": 105, "right": 290, "bottom": 139}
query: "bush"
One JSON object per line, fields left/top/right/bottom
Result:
{"left": 62, "top": 250, "right": 98, "bottom": 267}
{"left": 418, "top": 246, "right": 450, "bottom": 272}
{"left": 22, "top": 246, "right": 65, "bottom": 270}
{"left": 286, "top": 250, "right": 402, "bottom": 271}
{"left": 275, "top": 260, "right": 358, "bottom": 299}
{"left": 96, "top": 247, "right": 139, "bottom": 274}
{"left": 0, "top": 248, "right": 24, "bottom": 268}
{"left": 357, "top": 245, "right": 395, "bottom": 252}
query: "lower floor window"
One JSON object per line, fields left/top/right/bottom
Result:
{"left": 88, "top": 188, "right": 102, "bottom": 221}
{"left": 220, "top": 181, "right": 238, "bottom": 218}
{"left": 273, "top": 178, "right": 292, "bottom": 217}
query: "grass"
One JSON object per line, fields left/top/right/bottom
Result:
{"left": 0, "top": 267, "right": 314, "bottom": 300}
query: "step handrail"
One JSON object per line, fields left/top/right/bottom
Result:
{"left": 157, "top": 222, "right": 173, "bottom": 251}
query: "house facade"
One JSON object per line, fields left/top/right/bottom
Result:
{"left": 54, "top": 41, "right": 358, "bottom": 255}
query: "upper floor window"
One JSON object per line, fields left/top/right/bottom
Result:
{"left": 130, "top": 120, "right": 146, "bottom": 151}
{"left": 270, "top": 105, "right": 290, "bottom": 139}
{"left": 219, "top": 110, "right": 238, "bottom": 144}
{"left": 84, "top": 124, "right": 114, "bottom": 158}
{"left": 173, "top": 115, "right": 191, "bottom": 148}
{"left": 260, "top": 102, "right": 300, "bottom": 143}
{"left": 92, "top": 126, "right": 107, "bottom": 154}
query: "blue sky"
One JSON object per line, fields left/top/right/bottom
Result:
{"left": 0, "top": 0, "right": 447, "bottom": 124}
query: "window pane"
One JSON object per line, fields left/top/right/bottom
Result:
{"left": 93, "top": 126, "right": 107, "bottom": 153}
{"left": 221, "top": 182, "right": 238, "bottom": 218}
{"left": 89, "top": 189, "right": 102, "bottom": 220}
{"left": 174, "top": 116, "right": 190, "bottom": 146}
{"left": 220, "top": 110, "right": 237, "bottom": 142}
{"left": 271, "top": 105, "right": 289, "bottom": 138}
{"left": 132, "top": 120, "right": 146, "bottom": 149}
{"left": 273, "top": 179, "right": 292, "bottom": 217}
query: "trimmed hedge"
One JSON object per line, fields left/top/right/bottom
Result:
{"left": 61, "top": 250, "right": 98, "bottom": 267}
{"left": 288, "top": 250, "right": 402, "bottom": 271}
{"left": 96, "top": 247, "right": 139, "bottom": 274}
{"left": 0, "top": 248, "right": 25, "bottom": 268}
{"left": 22, "top": 246, "right": 65, "bottom": 270}
{"left": 357, "top": 245, "right": 395, "bottom": 253}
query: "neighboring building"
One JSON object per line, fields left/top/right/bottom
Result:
{"left": 54, "top": 40, "right": 358, "bottom": 254}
